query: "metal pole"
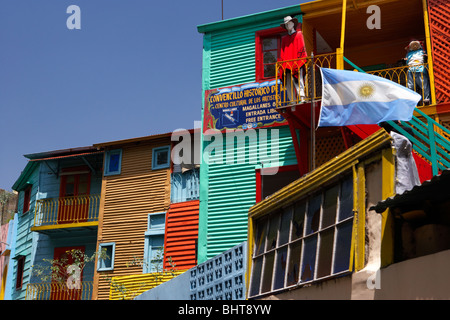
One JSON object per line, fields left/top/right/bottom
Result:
{"left": 310, "top": 52, "right": 316, "bottom": 171}
{"left": 222, "top": 0, "right": 224, "bottom": 20}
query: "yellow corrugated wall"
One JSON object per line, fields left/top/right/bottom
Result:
{"left": 109, "top": 271, "right": 185, "bottom": 300}
{"left": 93, "top": 137, "right": 172, "bottom": 300}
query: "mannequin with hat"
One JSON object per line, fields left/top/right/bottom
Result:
{"left": 404, "top": 40, "right": 431, "bottom": 105}
{"left": 279, "top": 16, "right": 307, "bottom": 104}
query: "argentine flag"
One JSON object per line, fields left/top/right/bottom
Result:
{"left": 318, "top": 68, "right": 422, "bottom": 127}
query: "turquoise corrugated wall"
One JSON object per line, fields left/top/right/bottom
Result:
{"left": 12, "top": 163, "right": 40, "bottom": 300}
{"left": 209, "top": 21, "right": 280, "bottom": 89}
{"left": 198, "top": 8, "right": 302, "bottom": 262}
{"left": 203, "top": 127, "right": 297, "bottom": 260}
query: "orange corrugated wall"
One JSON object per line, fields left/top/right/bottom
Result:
{"left": 163, "top": 200, "right": 199, "bottom": 270}
{"left": 428, "top": 0, "right": 450, "bottom": 104}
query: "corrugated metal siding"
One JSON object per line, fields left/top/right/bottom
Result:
{"left": 163, "top": 200, "right": 199, "bottom": 270}
{"left": 208, "top": 21, "right": 282, "bottom": 90}
{"left": 204, "top": 126, "right": 297, "bottom": 260}
{"left": 95, "top": 138, "right": 171, "bottom": 300}
{"left": 109, "top": 271, "right": 184, "bottom": 300}
{"left": 11, "top": 164, "right": 40, "bottom": 300}
{"left": 428, "top": 0, "right": 450, "bottom": 103}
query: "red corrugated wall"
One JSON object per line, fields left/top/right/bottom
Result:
{"left": 428, "top": 0, "right": 450, "bottom": 104}
{"left": 163, "top": 200, "right": 199, "bottom": 270}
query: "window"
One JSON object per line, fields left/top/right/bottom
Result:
{"left": 152, "top": 146, "right": 170, "bottom": 170}
{"left": 249, "top": 176, "right": 354, "bottom": 297}
{"left": 144, "top": 212, "right": 166, "bottom": 273}
{"left": 104, "top": 149, "right": 122, "bottom": 176}
{"left": 255, "top": 28, "right": 284, "bottom": 81}
{"left": 97, "top": 243, "right": 116, "bottom": 271}
{"left": 256, "top": 165, "right": 300, "bottom": 202}
{"left": 23, "top": 185, "right": 31, "bottom": 213}
{"left": 15, "top": 256, "right": 25, "bottom": 290}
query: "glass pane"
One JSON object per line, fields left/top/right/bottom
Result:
{"left": 339, "top": 177, "right": 353, "bottom": 221}
{"left": 100, "top": 245, "right": 113, "bottom": 269}
{"left": 149, "top": 214, "right": 165, "bottom": 229}
{"left": 322, "top": 185, "right": 338, "bottom": 228}
{"left": 65, "top": 183, "right": 75, "bottom": 196}
{"left": 317, "top": 228, "right": 335, "bottom": 278}
{"left": 278, "top": 207, "right": 292, "bottom": 246}
{"left": 261, "top": 252, "right": 275, "bottom": 293}
{"left": 333, "top": 220, "right": 353, "bottom": 273}
{"left": 109, "top": 153, "right": 120, "bottom": 172}
{"left": 286, "top": 240, "right": 302, "bottom": 286}
{"left": 265, "top": 213, "right": 280, "bottom": 251}
{"left": 78, "top": 182, "right": 88, "bottom": 195}
{"left": 264, "top": 64, "right": 275, "bottom": 78}
{"left": 262, "top": 38, "right": 277, "bottom": 51}
{"left": 263, "top": 51, "right": 277, "bottom": 64}
{"left": 301, "top": 235, "right": 317, "bottom": 282}
{"left": 291, "top": 202, "right": 305, "bottom": 240}
{"left": 249, "top": 257, "right": 263, "bottom": 297}
{"left": 273, "top": 247, "right": 288, "bottom": 290}
{"left": 156, "top": 150, "right": 169, "bottom": 166}
{"left": 306, "top": 195, "right": 321, "bottom": 235}
{"left": 255, "top": 218, "right": 268, "bottom": 255}
{"left": 66, "top": 176, "right": 75, "bottom": 183}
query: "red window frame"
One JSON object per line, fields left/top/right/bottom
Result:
{"left": 255, "top": 27, "right": 286, "bottom": 82}
{"left": 15, "top": 256, "right": 25, "bottom": 290}
{"left": 255, "top": 164, "right": 299, "bottom": 203}
{"left": 23, "top": 185, "right": 31, "bottom": 213}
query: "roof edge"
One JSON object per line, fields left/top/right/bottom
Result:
{"left": 197, "top": 4, "right": 302, "bottom": 34}
{"left": 249, "top": 129, "right": 392, "bottom": 219}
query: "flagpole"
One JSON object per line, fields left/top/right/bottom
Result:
{"left": 310, "top": 52, "right": 316, "bottom": 171}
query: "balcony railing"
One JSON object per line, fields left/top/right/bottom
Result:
{"left": 25, "top": 282, "right": 93, "bottom": 300}
{"left": 275, "top": 52, "right": 337, "bottom": 108}
{"left": 33, "top": 194, "right": 100, "bottom": 227}
{"left": 276, "top": 53, "right": 432, "bottom": 108}
{"left": 367, "top": 63, "right": 431, "bottom": 106}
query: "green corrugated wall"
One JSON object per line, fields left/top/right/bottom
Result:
{"left": 204, "top": 128, "right": 297, "bottom": 260}
{"left": 198, "top": 6, "right": 302, "bottom": 262}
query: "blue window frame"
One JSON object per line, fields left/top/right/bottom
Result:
{"left": 97, "top": 242, "right": 116, "bottom": 271}
{"left": 104, "top": 149, "right": 122, "bottom": 176}
{"left": 152, "top": 146, "right": 170, "bottom": 170}
{"left": 144, "top": 212, "right": 166, "bottom": 273}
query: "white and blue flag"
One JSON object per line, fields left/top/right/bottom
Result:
{"left": 318, "top": 68, "right": 422, "bottom": 127}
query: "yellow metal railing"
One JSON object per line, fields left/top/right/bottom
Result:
{"left": 25, "top": 281, "right": 93, "bottom": 300}
{"left": 367, "top": 63, "right": 432, "bottom": 106}
{"left": 276, "top": 52, "right": 337, "bottom": 108}
{"left": 34, "top": 194, "right": 100, "bottom": 227}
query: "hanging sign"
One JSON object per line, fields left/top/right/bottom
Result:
{"left": 203, "top": 81, "right": 286, "bottom": 132}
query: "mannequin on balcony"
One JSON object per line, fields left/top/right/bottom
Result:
{"left": 404, "top": 40, "right": 431, "bottom": 105}
{"left": 279, "top": 16, "right": 307, "bottom": 104}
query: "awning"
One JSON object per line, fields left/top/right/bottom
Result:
{"left": 370, "top": 169, "right": 450, "bottom": 213}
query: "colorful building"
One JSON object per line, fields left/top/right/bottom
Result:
{"left": 92, "top": 130, "right": 200, "bottom": 300}
{"left": 243, "top": 0, "right": 450, "bottom": 300}
{"left": 10, "top": 147, "right": 104, "bottom": 300}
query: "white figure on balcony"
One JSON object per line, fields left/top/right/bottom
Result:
{"left": 279, "top": 16, "right": 307, "bottom": 104}
{"left": 404, "top": 40, "right": 431, "bottom": 105}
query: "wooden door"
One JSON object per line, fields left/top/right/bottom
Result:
{"left": 50, "top": 246, "right": 85, "bottom": 300}
{"left": 58, "top": 167, "right": 91, "bottom": 224}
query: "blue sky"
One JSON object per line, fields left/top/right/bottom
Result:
{"left": 0, "top": 0, "right": 303, "bottom": 191}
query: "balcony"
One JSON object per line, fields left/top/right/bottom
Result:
{"left": 25, "top": 282, "right": 93, "bottom": 300}
{"left": 31, "top": 194, "right": 100, "bottom": 233}
{"left": 275, "top": 53, "right": 432, "bottom": 109}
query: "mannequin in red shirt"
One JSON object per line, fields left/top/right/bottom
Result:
{"left": 279, "top": 16, "right": 307, "bottom": 104}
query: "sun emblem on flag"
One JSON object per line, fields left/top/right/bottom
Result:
{"left": 358, "top": 83, "right": 375, "bottom": 99}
